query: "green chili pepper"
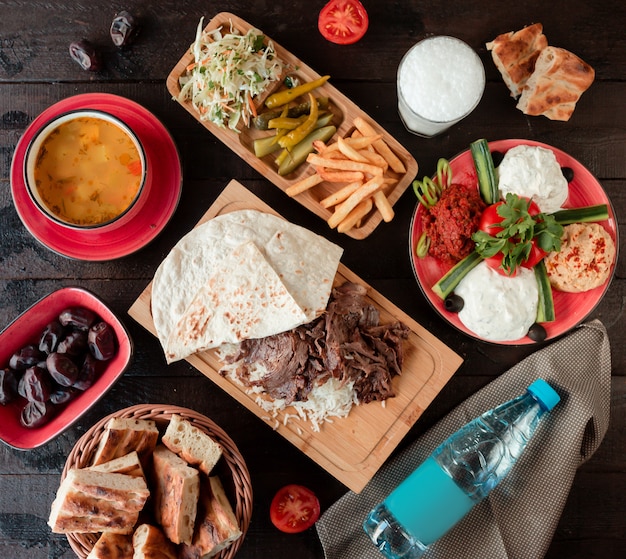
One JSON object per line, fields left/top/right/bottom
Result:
{"left": 412, "top": 177, "right": 441, "bottom": 208}
{"left": 436, "top": 158, "right": 452, "bottom": 189}
{"left": 416, "top": 232, "right": 431, "bottom": 258}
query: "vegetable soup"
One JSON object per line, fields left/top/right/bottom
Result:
{"left": 33, "top": 115, "right": 143, "bottom": 226}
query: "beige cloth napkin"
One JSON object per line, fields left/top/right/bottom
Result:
{"left": 316, "top": 320, "right": 611, "bottom": 559}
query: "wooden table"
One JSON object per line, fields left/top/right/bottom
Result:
{"left": 1, "top": 0, "right": 624, "bottom": 557}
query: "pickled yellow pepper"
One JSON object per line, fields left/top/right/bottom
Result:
{"left": 265, "top": 75, "right": 330, "bottom": 109}
{"left": 278, "top": 93, "right": 318, "bottom": 149}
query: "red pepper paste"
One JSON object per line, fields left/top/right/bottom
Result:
{"left": 422, "top": 183, "right": 486, "bottom": 264}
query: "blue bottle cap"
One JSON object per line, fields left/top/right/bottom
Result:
{"left": 527, "top": 378, "right": 560, "bottom": 411}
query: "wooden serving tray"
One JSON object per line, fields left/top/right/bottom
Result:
{"left": 166, "top": 12, "right": 418, "bottom": 240}
{"left": 129, "top": 180, "right": 462, "bottom": 493}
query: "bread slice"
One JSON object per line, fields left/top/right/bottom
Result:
{"left": 152, "top": 444, "right": 200, "bottom": 545}
{"left": 132, "top": 524, "right": 178, "bottom": 559}
{"left": 87, "top": 532, "right": 133, "bottom": 559}
{"left": 486, "top": 23, "right": 548, "bottom": 98}
{"left": 179, "top": 476, "right": 242, "bottom": 559}
{"left": 88, "top": 450, "right": 145, "bottom": 480}
{"left": 162, "top": 414, "right": 223, "bottom": 475}
{"left": 48, "top": 468, "right": 150, "bottom": 534}
{"left": 516, "top": 46, "right": 595, "bottom": 121}
{"left": 92, "top": 418, "right": 159, "bottom": 467}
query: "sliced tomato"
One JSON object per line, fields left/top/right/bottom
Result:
{"left": 478, "top": 203, "right": 504, "bottom": 236}
{"left": 318, "top": 0, "right": 369, "bottom": 45}
{"left": 270, "top": 484, "right": 321, "bottom": 533}
{"left": 478, "top": 197, "right": 547, "bottom": 275}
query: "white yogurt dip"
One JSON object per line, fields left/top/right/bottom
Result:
{"left": 397, "top": 36, "right": 485, "bottom": 137}
{"left": 498, "top": 145, "right": 568, "bottom": 213}
{"left": 455, "top": 261, "right": 538, "bottom": 342}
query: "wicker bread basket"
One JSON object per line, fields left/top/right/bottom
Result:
{"left": 59, "top": 404, "right": 253, "bottom": 559}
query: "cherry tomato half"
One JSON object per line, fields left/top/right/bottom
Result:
{"left": 270, "top": 484, "right": 321, "bottom": 533}
{"left": 318, "top": 0, "right": 369, "bottom": 45}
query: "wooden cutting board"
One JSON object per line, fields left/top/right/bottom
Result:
{"left": 128, "top": 180, "right": 462, "bottom": 493}
{"left": 166, "top": 12, "right": 418, "bottom": 240}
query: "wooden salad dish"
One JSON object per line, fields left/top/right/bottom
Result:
{"left": 166, "top": 12, "right": 418, "bottom": 239}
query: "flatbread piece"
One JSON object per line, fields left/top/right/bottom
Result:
{"left": 486, "top": 23, "right": 548, "bottom": 98}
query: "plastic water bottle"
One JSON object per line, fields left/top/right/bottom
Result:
{"left": 363, "top": 378, "right": 560, "bottom": 559}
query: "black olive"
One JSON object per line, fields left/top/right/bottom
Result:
{"left": 527, "top": 323, "right": 547, "bottom": 342}
{"left": 110, "top": 10, "right": 139, "bottom": 47}
{"left": 444, "top": 293, "right": 464, "bottom": 313}
{"left": 491, "top": 150, "right": 505, "bottom": 168}
{"left": 69, "top": 40, "right": 101, "bottom": 72}
{"left": 561, "top": 166, "right": 575, "bottom": 182}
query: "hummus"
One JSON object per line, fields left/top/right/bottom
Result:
{"left": 544, "top": 223, "right": 616, "bottom": 292}
{"left": 498, "top": 145, "right": 569, "bottom": 213}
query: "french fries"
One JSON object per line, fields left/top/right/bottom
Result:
{"left": 286, "top": 117, "right": 404, "bottom": 233}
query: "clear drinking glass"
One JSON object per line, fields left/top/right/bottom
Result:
{"left": 397, "top": 36, "right": 485, "bottom": 137}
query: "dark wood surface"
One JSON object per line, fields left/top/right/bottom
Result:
{"left": 1, "top": 0, "right": 625, "bottom": 557}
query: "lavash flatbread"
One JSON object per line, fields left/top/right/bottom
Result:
{"left": 166, "top": 241, "right": 308, "bottom": 362}
{"left": 152, "top": 209, "right": 343, "bottom": 363}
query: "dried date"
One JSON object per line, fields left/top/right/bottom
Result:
{"left": 0, "top": 368, "right": 18, "bottom": 405}
{"left": 88, "top": 321, "right": 117, "bottom": 361}
{"left": 46, "top": 353, "right": 80, "bottom": 387}
{"left": 21, "top": 400, "right": 53, "bottom": 428}
{"left": 19, "top": 366, "right": 52, "bottom": 403}
{"left": 50, "top": 387, "right": 75, "bottom": 405}
{"left": 59, "top": 307, "right": 97, "bottom": 331}
{"left": 57, "top": 329, "right": 88, "bottom": 357}
{"left": 39, "top": 319, "right": 67, "bottom": 354}
{"left": 69, "top": 40, "right": 101, "bottom": 72}
{"left": 110, "top": 10, "right": 140, "bottom": 47}
{"left": 9, "top": 345, "right": 45, "bottom": 370}
{"left": 73, "top": 353, "right": 101, "bottom": 391}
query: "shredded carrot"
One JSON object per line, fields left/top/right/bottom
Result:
{"left": 247, "top": 92, "right": 257, "bottom": 118}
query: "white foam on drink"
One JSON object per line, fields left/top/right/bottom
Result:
{"left": 397, "top": 36, "right": 484, "bottom": 135}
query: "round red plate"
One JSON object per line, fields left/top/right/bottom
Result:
{"left": 410, "top": 139, "right": 619, "bottom": 345}
{"left": 10, "top": 93, "right": 182, "bottom": 261}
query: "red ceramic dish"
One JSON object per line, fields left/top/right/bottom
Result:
{"left": 410, "top": 139, "right": 619, "bottom": 345}
{"left": 10, "top": 93, "right": 182, "bottom": 261}
{"left": 0, "top": 287, "right": 133, "bottom": 450}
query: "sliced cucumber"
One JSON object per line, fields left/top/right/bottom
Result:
{"left": 534, "top": 260, "right": 555, "bottom": 323}
{"left": 551, "top": 204, "right": 609, "bottom": 225}
{"left": 253, "top": 113, "right": 335, "bottom": 159}
{"left": 432, "top": 251, "right": 483, "bottom": 300}
{"left": 277, "top": 124, "right": 336, "bottom": 176}
{"left": 470, "top": 138, "right": 499, "bottom": 205}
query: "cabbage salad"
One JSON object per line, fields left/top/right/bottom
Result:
{"left": 178, "top": 18, "right": 285, "bottom": 130}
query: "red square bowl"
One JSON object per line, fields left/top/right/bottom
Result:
{"left": 0, "top": 287, "right": 133, "bottom": 449}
